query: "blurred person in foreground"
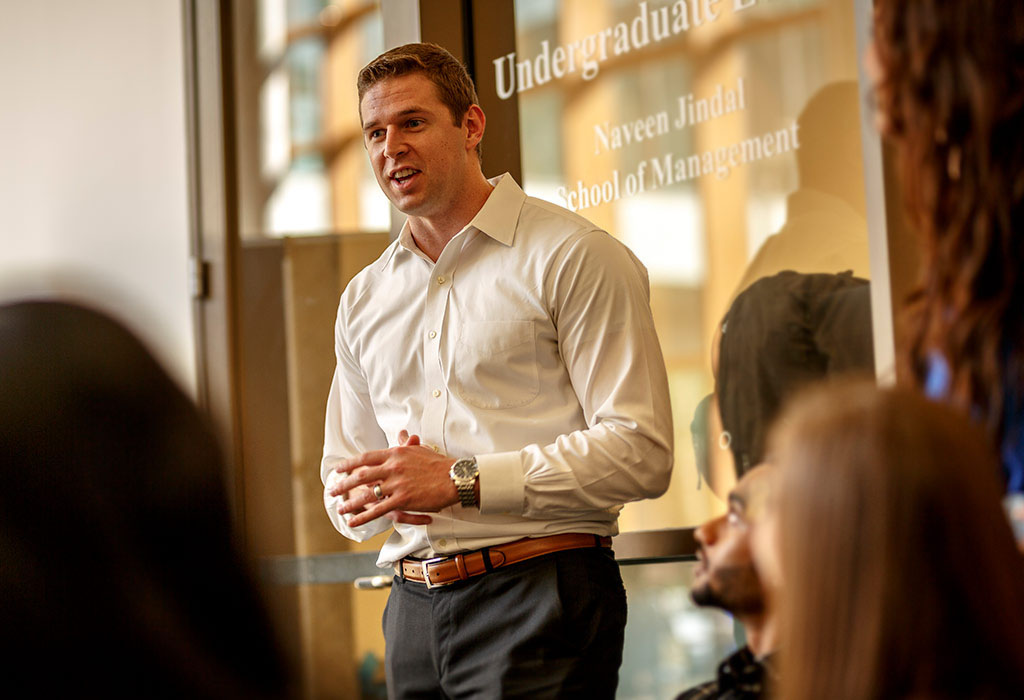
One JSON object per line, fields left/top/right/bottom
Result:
{"left": 321, "top": 43, "right": 672, "bottom": 697}
{"left": 870, "top": 0, "right": 1024, "bottom": 542}
{"left": 0, "top": 300, "right": 291, "bottom": 698}
{"left": 756, "top": 380, "right": 1024, "bottom": 700}
{"left": 676, "top": 465, "right": 778, "bottom": 700}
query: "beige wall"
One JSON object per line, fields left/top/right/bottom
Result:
{"left": 0, "top": 0, "right": 195, "bottom": 393}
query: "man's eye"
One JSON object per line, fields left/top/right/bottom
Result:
{"left": 407, "top": 119, "right": 424, "bottom": 128}
{"left": 369, "top": 129, "right": 384, "bottom": 140}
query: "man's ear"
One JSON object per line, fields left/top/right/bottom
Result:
{"left": 463, "top": 104, "right": 486, "bottom": 152}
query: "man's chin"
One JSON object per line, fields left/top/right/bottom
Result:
{"left": 386, "top": 195, "right": 417, "bottom": 214}
{"left": 690, "top": 584, "right": 721, "bottom": 609}
{"left": 388, "top": 195, "right": 431, "bottom": 218}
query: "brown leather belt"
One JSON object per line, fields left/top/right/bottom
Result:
{"left": 396, "top": 533, "right": 612, "bottom": 589}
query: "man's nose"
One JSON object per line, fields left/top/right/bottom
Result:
{"left": 695, "top": 516, "right": 723, "bottom": 546}
{"left": 383, "top": 127, "right": 407, "bottom": 159}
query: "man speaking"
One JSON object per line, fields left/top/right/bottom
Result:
{"left": 322, "top": 42, "right": 673, "bottom": 698}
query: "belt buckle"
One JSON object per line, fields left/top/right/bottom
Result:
{"left": 419, "top": 556, "right": 450, "bottom": 589}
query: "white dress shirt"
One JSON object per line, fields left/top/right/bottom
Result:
{"left": 322, "top": 174, "right": 673, "bottom": 568}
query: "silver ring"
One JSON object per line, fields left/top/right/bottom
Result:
{"left": 373, "top": 483, "right": 384, "bottom": 500}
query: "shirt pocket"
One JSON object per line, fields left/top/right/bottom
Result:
{"left": 454, "top": 320, "right": 540, "bottom": 409}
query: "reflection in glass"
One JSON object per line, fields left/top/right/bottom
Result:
{"left": 511, "top": 0, "right": 873, "bottom": 527}
{"left": 733, "top": 81, "right": 869, "bottom": 297}
{"left": 241, "top": 0, "right": 388, "bottom": 238}
{"left": 230, "top": 2, "right": 393, "bottom": 696}
{"left": 620, "top": 560, "right": 736, "bottom": 699}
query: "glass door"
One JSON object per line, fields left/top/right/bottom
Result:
{"left": 507, "top": 0, "right": 877, "bottom": 529}
{"left": 185, "top": 1, "right": 893, "bottom": 696}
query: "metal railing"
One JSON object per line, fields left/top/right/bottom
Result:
{"left": 259, "top": 527, "right": 698, "bottom": 588}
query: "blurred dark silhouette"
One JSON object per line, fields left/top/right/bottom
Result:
{"left": 0, "top": 300, "right": 290, "bottom": 698}
{"left": 711, "top": 270, "right": 874, "bottom": 479}
{"left": 767, "top": 381, "right": 1024, "bottom": 700}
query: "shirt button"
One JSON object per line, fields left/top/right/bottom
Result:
{"left": 432, "top": 445, "right": 440, "bottom": 453}
{"left": 436, "top": 275, "right": 446, "bottom": 285}
{"left": 428, "top": 330, "right": 437, "bottom": 339}
{"left": 432, "top": 389, "right": 441, "bottom": 398}
{"left": 439, "top": 539, "right": 448, "bottom": 547}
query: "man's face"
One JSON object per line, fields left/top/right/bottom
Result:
{"left": 359, "top": 72, "right": 477, "bottom": 219}
{"left": 691, "top": 467, "right": 771, "bottom": 616}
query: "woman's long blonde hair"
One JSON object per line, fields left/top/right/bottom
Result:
{"left": 769, "top": 381, "right": 1024, "bottom": 700}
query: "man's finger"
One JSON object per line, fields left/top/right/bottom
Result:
{"left": 329, "top": 466, "right": 389, "bottom": 498}
{"left": 345, "top": 499, "right": 405, "bottom": 528}
{"left": 335, "top": 448, "right": 390, "bottom": 473}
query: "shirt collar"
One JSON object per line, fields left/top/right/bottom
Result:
{"left": 381, "top": 172, "right": 525, "bottom": 269}
{"left": 470, "top": 172, "right": 525, "bottom": 247}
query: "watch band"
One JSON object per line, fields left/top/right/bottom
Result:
{"left": 455, "top": 476, "right": 477, "bottom": 508}
{"left": 450, "top": 457, "right": 479, "bottom": 508}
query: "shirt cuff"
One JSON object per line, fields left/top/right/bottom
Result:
{"left": 477, "top": 450, "right": 525, "bottom": 516}
{"left": 323, "top": 470, "right": 391, "bottom": 541}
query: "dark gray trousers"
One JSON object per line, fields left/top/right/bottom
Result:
{"left": 382, "top": 547, "right": 627, "bottom": 699}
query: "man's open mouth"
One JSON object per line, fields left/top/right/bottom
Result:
{"left": 390, "top": 168, "right": 420, "bottom": 184}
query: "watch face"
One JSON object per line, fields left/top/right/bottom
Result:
{"left": 452, "top": 460, "right": 476, "bottom": 479}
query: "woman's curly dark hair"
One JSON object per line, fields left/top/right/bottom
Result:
{"left": 875, "top": 0, "right": 1024, "bottom": 441}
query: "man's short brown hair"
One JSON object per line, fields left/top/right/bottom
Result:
{"left": 357, "top": 42, "right": 480, "bottom": 128}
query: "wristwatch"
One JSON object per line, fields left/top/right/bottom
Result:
{"left": 449, "top": 457, "right": 479, "bottom": 508}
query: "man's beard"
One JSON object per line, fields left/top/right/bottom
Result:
{"left": 691, "top": 564, "right": 765, "bottom": 616}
